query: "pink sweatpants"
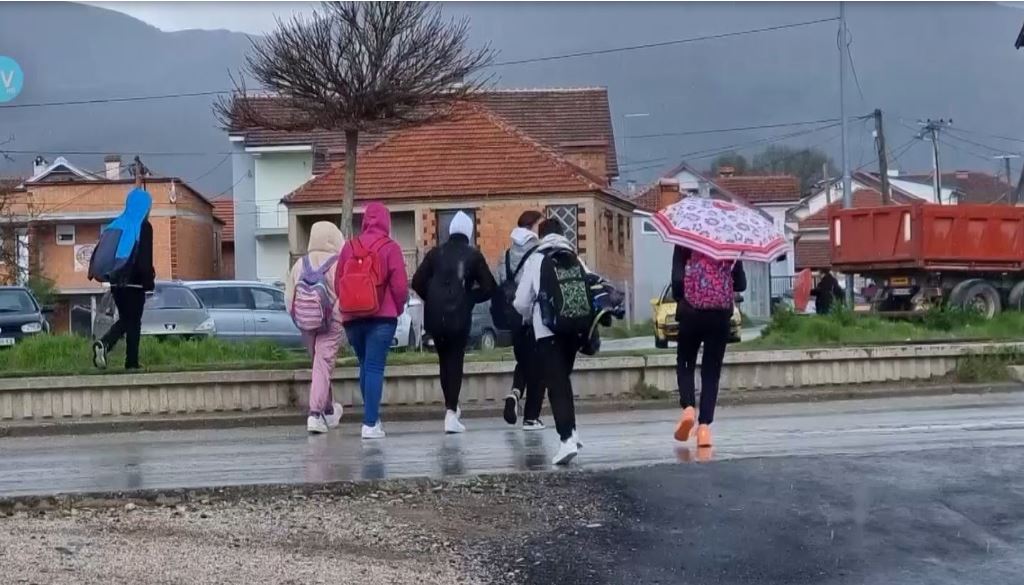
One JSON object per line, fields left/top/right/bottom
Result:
{"left": 303, "top": 319, "right": 345, "bottom": 414}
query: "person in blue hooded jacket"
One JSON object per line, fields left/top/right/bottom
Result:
{"left": 92, "top": 188, "right": 155, "bottom": 370}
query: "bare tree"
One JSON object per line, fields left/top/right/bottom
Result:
{"left": 0, "top": 179, "right": 31, "bottom": 286}
{"left": 217, "top": 2, "right": 493, "bottom": 234}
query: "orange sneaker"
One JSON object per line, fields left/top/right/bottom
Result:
{"left": 674, "top": 407, "right": 696, "bottom": 442}
{"left": 696, "top": 424, "right": 713, "bottom": 447}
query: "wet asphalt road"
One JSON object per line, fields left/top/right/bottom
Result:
{"left": 515, "top": 446, "right": 1024, "bottom": 585}
{"left": 3, "top": 392, "right": 1024, "bottom": 498}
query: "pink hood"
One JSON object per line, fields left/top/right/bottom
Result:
{"left": 339, "top": 202, "right": 409, "bottom": 321}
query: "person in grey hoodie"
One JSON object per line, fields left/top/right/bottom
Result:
{"left": 496, "top": 210, "right": 544, "bottom": 429}
{"left": 514, "top": 218, "right": 585, "bottom": 465}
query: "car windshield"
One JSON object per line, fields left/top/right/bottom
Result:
{"left": 0, "top": 290, "right": 36, "bottom": 313}
{"left": 146, "top": 286, "right": 201, "bottom": 310}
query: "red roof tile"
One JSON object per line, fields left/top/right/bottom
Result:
{"left": 794, "top": 238, "right": 832, "bottom": 270}
{"left": 286, "top": 105, "right": 617, "bottom": 205}
{"left": 714, "top": 175, "right": 801, "bottom": 204}
{"left": 229, "top": 88, "right": 618, "bottom": 178}
{"left": 211, "top": 199, "right": 234, "bottom": 242}
{"left": 799, "top": 188, "right": 919, "bottom": 229}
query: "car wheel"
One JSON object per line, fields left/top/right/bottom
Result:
{"left": 479, "top": 329, "right": 497, "bottom": 351}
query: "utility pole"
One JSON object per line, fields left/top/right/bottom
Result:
{"left": 873, "top": 109, "right": 891, "bottom": 205}
{"left": 918, "top": 119, "right": 952, "bottom": 204}
{"left": 838, "top": 2, "right": 854, "bottom": 304}
{"left": 995, "top": 154, "right": 1019, "bottom": 201}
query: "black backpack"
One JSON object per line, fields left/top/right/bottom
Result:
{"left": 424, "top": 245, "right": 471, "bottom": 338}
{"left": 538, "top": 249, "right": 594, "bottom": 336}
{"left": 490, "top": 246, "right": 537, "bottom": 330}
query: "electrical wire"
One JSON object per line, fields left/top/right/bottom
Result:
{"left": 627, "top": 117, "right": 841, "bottom": 140}
{"left": 491, "top": 17, "right": 839, "bottom": 67}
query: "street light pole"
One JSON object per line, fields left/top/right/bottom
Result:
{"left": 838, "top": 2, "right": 854, "bottom": 304}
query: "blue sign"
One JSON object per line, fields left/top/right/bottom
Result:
{"left": 0, "top": 56, "right": 23, "bottom": 103}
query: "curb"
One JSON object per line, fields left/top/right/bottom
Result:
{"left": 1, "top": 381, "right": 1020, "bottom": 438}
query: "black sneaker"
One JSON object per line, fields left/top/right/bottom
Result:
{"left": 523, "top": 418, "right": 545, "bottom": 431}
{"left": 503, "top": 388, "right": 521, "bottom": 425}
{"left": 92, "top": 341, "right": 107, "bottom": 369}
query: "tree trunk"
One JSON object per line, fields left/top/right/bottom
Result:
{"left": 341, "top": 128, "right": 359, "bottom": 237}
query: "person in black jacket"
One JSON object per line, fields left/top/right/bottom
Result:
{"left": 671, "top": 246, "right": 746, "bottom": 449}
{"left": 812, "top": 268, "right": 844, "bottom": 315}
{"left": 93, "top": 218, "right": 155, "bottom": 371}
{"left": 411, "top": 211, "right": 497, "bottom": 434}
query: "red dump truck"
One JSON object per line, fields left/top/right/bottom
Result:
{"left": 830, "top": 203, "right": 1024, "bottom": 317}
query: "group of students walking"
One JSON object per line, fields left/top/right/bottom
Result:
{"left": 89, "top": 189, "right": 742, "bottom": 467}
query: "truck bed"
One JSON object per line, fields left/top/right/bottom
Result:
{"left": 830, "top": 203, "right": 1024, "bottom": 272}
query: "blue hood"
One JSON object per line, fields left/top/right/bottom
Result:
{"left": 105, "top": 188, "right": 152, "bottom": 261}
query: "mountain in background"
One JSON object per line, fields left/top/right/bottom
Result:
{"left": 1, "top": 1, "right": 1023, "bottom": 195}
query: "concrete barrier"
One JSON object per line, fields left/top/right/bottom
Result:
{"left": 0, "top": 342, "right": 1019, "bottom": 422}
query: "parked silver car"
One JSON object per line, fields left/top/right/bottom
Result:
{"left": 94, "top": 282, "right": 216, "bottom": 341}
{"left": 185, "top": 280, "right": 302, "bottom": 347}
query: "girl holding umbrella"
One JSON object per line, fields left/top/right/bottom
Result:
{"left": 650, "top": 196, "right": 786, "bottom": 448}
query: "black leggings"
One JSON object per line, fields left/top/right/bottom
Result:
{"left": 538, "top": 335, "right": 579, "bottom": 441}
{"left": 101, "top": 286, "right": 146, "bottom": 369}
{"left": 512, "top": 324, "right": 544, "bottom": 420}
{"left": 676, "top": 308, "right": 730, "bottom": 425}
{"left": 434, "top": 334, "right": 468, "bottom": 412}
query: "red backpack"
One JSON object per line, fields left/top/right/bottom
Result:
{"left": 683, "top": 251, "right": 735, "bottom": 310}
{"left": 337, "top": 238, "right": 388, "bottom": 317}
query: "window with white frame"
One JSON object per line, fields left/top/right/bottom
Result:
{"left": 641, "top": 219, "right": 658, "bottom": 234}
{"left": 545, "top": 204, "right": 578, "bottom": 248}
{"left": 56, "top": 225, "right": 76, "bottom": 246}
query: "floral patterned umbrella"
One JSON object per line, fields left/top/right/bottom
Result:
{"left": 651, "top": 196, "right": 787, "bottom": 262}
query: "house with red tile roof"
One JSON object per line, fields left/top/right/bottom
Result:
{"left": 224, "top": 88, "right": 619, "bottom": 284}
{"left": 282, "top": 104, "right": 634, "bottom": 286}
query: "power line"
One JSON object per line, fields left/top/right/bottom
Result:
{"left": 0, "top": 90, "right": 227, "bottom": 110}
{"left": 492, "top": 17, "right": 839, "bottom": 67}
{"left": 628, "top": 117, "right": 841, "bottom": 140}
{"left": 677, "top": 122, "right": 842, "bottom": 162}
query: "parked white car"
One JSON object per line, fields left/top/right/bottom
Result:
{"left": 393, "top": 297, "right": 424, "bottom": 351}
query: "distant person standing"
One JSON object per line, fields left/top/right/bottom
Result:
{"left": 337, "top": 203, "right": 409, "bottom": 440}
{"left": 494, "top": 210, "right": 543, "bottom": 429}
{"left": 672, "top": 246, "right": 746, "bottom": 449}
{"left": 812, "top": 268, "right": 844, "bottom": 315}
{"left": 91, "top": 188, "right": 155, "bottom": 371}
{"left": 412, "top": 211, "right": 496, "bottom": 434}
{"left": 286, "top": 221, "right": 345, "bottom": 434}
{"left": 514, "top": 219, "right": 593, "bottom": 465}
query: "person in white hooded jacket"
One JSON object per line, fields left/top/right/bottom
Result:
{"left": 514, "top": 218, "right": 585, "bottom": 465}
{"left": 495, "top": 210, "right": 544, "bottom": 429}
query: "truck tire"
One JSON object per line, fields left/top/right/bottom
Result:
{"left": 950, "top": 279, "right": 1001, "bottom": 319}
{"left": 1009, "top": 281, "right": 1024, "bottom": 311}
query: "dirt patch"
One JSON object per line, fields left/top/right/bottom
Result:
{"left": 0, "top": 472, "right": 625, "bottom": 585}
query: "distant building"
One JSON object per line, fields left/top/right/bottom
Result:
{"left": 5, "top": 156, "right": 223, "bottom": 335}
{"left": 224, "top": 87, "right": 620, "bottom": 284}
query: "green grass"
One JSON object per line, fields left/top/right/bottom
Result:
{"left": 602, "top": 320, "right": 656, "bottom": 339}
{"left": 0, "top": 335, "right": 306, "bottom": 378}
{"left": 956, "top": 348, "right": 1024, "bottom": 383}
{"left": 741, "top": 306, "right": 1024, "bottom": 351}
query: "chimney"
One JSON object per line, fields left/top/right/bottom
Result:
{"left": 626, "top": 180, "right": 637, "bottom": 197}
{"left": 718, "top": 165, "right": 735, "bottom": 178}
{"left": 955, "top": 170, "right": 969, "bottom": 181}
{"left": 104, "top": 155, "right": 122, "bottom": 180}
{"left": 32, "top": 156, "right": 48, "bottom": 178}
{"left": 658, "top": 178, "right": 681, "bottom": 210}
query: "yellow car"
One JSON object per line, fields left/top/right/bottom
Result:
{"left": 651, "top": 285, "right": 742, "bottom": 349}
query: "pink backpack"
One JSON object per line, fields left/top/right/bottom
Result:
{"left": 290, "top": 254, "right": 338, "bottom": 332}
{"left": 684, "top": 252, "right": 734, "bottom": 310}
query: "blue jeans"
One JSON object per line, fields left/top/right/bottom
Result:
{"left": 344, "top": 319, "right": 397, "bottom": 426}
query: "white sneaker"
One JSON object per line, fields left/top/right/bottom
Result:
{"left": 324, "top": 402, "right": 343, "bottom": 429}
{"left": 552, "top": 438, "right": 578, "bottom": 466}
{"left": 572, "top": 429, "right": 583, "bottom": 449}
{"left": 361, "top": 422, "right": 386, "bottom": 439}
{"left": 522, "top": 419, "right": 546, "bottom": 431}
{"left": 444, "top": 409, "right": 466, "bottom": 434}
{"left": 307, "top": 414, "right": 328, "bottom": 434}
{"left": 92, "top": 341, "right": 107, "bottom": 369}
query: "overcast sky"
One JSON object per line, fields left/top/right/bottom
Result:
{"left": 90, "top": 2, "right": 318, "bottom": 34}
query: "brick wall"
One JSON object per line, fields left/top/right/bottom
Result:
{"left": 221, "top": 243, "right": 235, "bottom": 279}
{"left": 172, "top": 216, "right": 219, "bottom": 280}
{"left": 590, "top": 199, "right": 634, "bottom": 287}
